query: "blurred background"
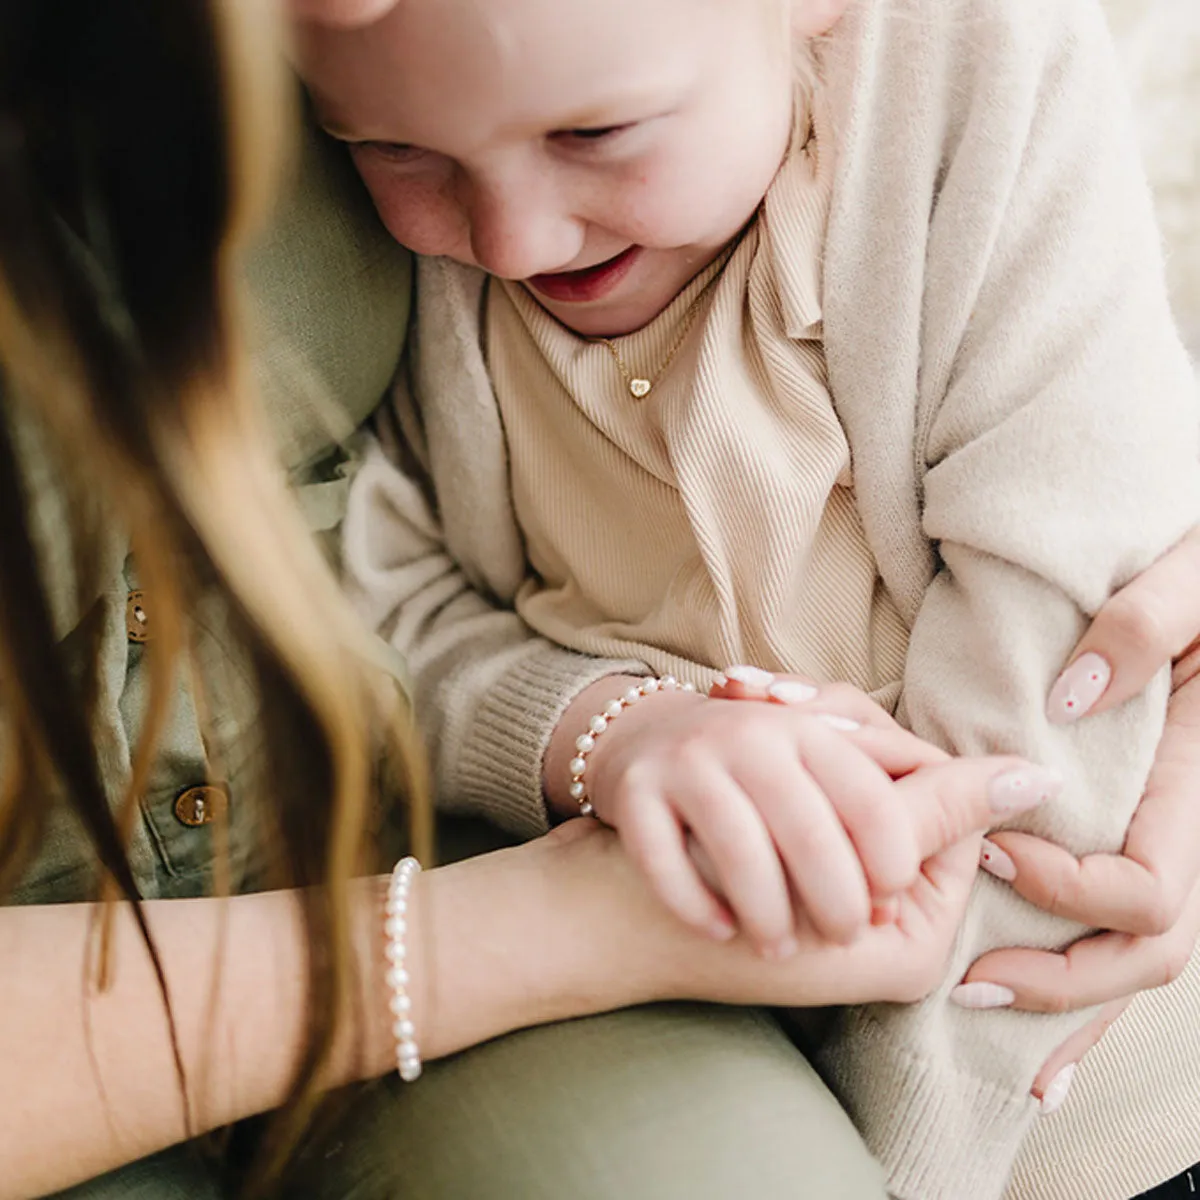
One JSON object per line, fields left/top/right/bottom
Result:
{"left": 1105, "top": 0, "right": 1200, "bottom": 359}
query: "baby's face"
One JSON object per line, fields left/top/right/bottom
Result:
{"left": 298, "top": 0, "right": 843, "bottom": 336}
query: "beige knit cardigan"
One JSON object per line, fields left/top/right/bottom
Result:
{"left": 343, "top": 1, "right": 1200, "bottom": 1196}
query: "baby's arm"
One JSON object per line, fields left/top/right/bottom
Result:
{"left": 342, "top": 353, "right": 646, "bottom": 839}
{"left": 815, "top": 2, "right": 1200, "bottom": 1197}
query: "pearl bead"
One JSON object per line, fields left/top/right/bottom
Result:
{"left": 661, "top": 676, "right": 677, "bottom": 690}
{"left": 396, "top": 1019, "right": 415, "bottom": 1039}
{"left": 389, "top": 993, "right": 409, "bottom": 1016}
{"left": 386, "top": 966, "right": 410, "bottom": 989}
{"left": 399, "top": 1060, "right": 422, "bottom": 1082}
{"left": 642, "top": 677, "right": 660, "bottom": 692}
{"left": 605, "top": 700, "right": 624, "bottom": 719}
{"left": 575, "top": 733, "right": 595, "bottom": 753}
{"left": 682, "top": 681, "right": 697, "bottom": 692}
{"left": 623, "top": 688, "right": 643, "bottom": 705}
{"left": 580, "top": 800, "right": 595, "bottom": 817}
{"left": 385, "top": 916, "right": 407, "bottom": 939}
{"left": 568, "top": 756, "right": 587, "bottom": 776}
{"left": 589, "top": 714, "right": 608, "bottom": 734}
{"left": 569, "top": 781, "right": 586, "bottom": 800}
{"left": 385, "top": 941, "right": 406, "bottom": 962}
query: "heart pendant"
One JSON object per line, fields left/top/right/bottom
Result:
{"left": 629, "top": 378, "right": 652, "bottom": 399}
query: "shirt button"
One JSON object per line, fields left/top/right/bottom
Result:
{"left": 126, "top": 591, "right": 150, "bottom": 643}
{"left": 174, "top": 784, "right": 230, "bottom": 828}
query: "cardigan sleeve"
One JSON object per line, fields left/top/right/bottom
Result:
{"left": 817, "top": 2, "right": 1200, "bottom": 1197}
{"left": 342, "top": 358, "right": 647, "bottom": 840}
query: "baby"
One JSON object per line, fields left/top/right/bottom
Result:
{"left": 296, "top": 0, "right": 1200, "bottom": 1196}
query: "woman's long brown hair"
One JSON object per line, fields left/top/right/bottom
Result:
{"left": 0, "top": 0, "right": 428, "bottom": 1187}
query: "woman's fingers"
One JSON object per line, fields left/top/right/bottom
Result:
{"left": 1030, "top": 999, "right": 1131, "bottom": 1111}
{"left": 894, "top": 757, "right": 1062, "bottom": 861}
{"left": 986, "top": 668, "right": 1200, "bottom": 937}
{"left": 1049, "top": 527, "right": 1200, "bottom": 723}
{"left": 959, "top": 878, "right": 1200, "bottom": 1014}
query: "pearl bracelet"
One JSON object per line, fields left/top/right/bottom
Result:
{"left": 384, "top": 856, "right": 422, "bottom": 1081}
{"left": 569, "top": 676, "right": 696, "bottom": 817}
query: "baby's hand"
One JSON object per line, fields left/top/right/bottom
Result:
{"left": 585, "top": 681, "right": 1052, "bottom": 956}
{"left": 712, "top": 665, "right": 942, "bottom": 769}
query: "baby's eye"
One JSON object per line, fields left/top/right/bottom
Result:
{"left": 552, "top": 124, "right": 635, "bottom": 145}
{"left": 356, "top": 141, "right": 428, "bottom": 165}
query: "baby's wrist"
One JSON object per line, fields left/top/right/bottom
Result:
{"left": 569, "top": 676, "right": 701, "bottom": 820}
{"left": 543, "top": 675, "right": 702, "bottom": 820}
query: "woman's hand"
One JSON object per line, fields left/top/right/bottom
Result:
{"left": 959, "top": 528, "right": 1200, "bottom": 1108}
{"left": 456, "top": 764, "right": 1043, "bottom": 1045}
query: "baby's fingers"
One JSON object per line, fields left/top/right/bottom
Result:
{"left": 677, "top": 779, "right": 799, "bottom": 955}
{"left": 619, "top": 798, "right": 736, "bottom": 943}
{"left": 895, "top": 758, "right": 1062, "bottom": 861}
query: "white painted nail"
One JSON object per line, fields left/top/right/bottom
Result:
{"left": 988, "top": 766, "right": 1063, "bottom": 818}
{"left": 768, "top": 681, "right": 819, "bottom": 704}
{"left": 1047, "top": 653, "right": 1112, "bottom": 725}
{"left": 725, "top": 665, "right": 776, "bottom": 689}
{"left": 711, "top": 673, "right": 728, "bottom": 689}
{"left": 818, "top": 714, "right": 861, "bottom": 732}
{"left": 950, "top": 982, "right": 1016, "bottom": 1009}
{"left": 979, "top": 839, "right": 1017, "bottom": 882}
{"left": 1039, "top": 1063, "right": 1076, "bottom": 1115}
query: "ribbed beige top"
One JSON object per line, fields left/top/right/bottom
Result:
{"left": 487, "top": 137, "right": 909, "bottom": 699}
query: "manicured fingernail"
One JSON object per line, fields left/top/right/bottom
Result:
{"left": 988, "top": 766, "right": 1063, "bottom": 818}
{"left": 979, "top": 839, "right": 1017, "bottom": 882}
{"left": 711, "top": 673, "right": 728, "bottom": 689}
{"left": 950, "top": 982, "right": 1016, "bottom": 1009}
{"left": 725, "top": 665, "right": 776, "bottom": 689}
{"left": 760, "top": 935, "right": 800, "bottom": 961}
{"left": 1039, "top": 1063, "right": 1076, "bottom": 1115}
{"left": 1047, "top": 653, "right": 1112, "bottom": 725}
{"left": 818, "top": 714, "right": 860, "bottom": 732}
{"left": 768, "top": 680, "right": 819, "bottom": 704}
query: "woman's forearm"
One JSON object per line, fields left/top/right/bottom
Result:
{"left": 0, "top": 834, "right": 665, "bottom": 1199}
{"left": 0, "top": 815, "right": 985, "bottom": 1198}
{"left": 0, "top": 888, "right": 339, "bottom": 1197}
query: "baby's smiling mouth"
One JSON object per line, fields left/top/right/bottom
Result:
{"left": 527, "top": 246, "right": 642, "bottom": 304}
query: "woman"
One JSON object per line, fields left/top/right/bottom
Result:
{"left": 1, "top": 3, "right": 1197, "bottom": 1200}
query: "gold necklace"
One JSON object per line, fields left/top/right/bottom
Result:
{"left": 591, "top": 241, "right": 739, "bottom": 400}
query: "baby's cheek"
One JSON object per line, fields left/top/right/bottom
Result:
{"left": 356, "top": 165, "right": 469, "bottom": 259}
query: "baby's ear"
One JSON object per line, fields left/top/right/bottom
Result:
{"left": 792, "top": 0, "right": 852, "bottom": 38}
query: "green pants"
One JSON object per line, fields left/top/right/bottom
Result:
{"left": 52, "top": 1003, "right": 883, "bottom": 1200}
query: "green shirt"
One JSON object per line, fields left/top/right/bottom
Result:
{"left": 8, "top": 121, "right": 412, "bottom": 905}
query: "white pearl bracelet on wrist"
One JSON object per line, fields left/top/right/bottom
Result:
{"left": 384, "top": 856, "right": 422, "bottom": 1082}
{"left": 569, "top": 675, "right": 696, "bottom": 817}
